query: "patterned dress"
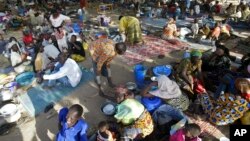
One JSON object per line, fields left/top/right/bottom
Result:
{"left": 119, "top": 16, "right": 142, "bottom": 44}
{"left": 200, "top": 93, "right": 250, "bottom": 125}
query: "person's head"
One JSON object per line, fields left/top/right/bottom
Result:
{"left": 70, "top": 35, "right": 77, "bottom": 43}
{"left": 115, "top": 85, "right": 134, "bottom": 103}
{"left": 9, "top": 37, "right": 17, "bottom": 42}
{"left": 235, "top": 78, "right": 250, "bottom": 94}
{"left": 184, "top": 123, "right": 201, "bottom": 139}
{"left": 194, "top": 18, "right": 198, "bottom": 23}
{"left": 66, "top": 104, "right": 83, "bottom": 128}
{"left": 215, "top": 44, "right": 229, "bottom": 56}
{"left": 190, "top": 50, "right": 202, "bottom": 64}
{"left": 216, "top": 1, "right": 219, "bottom": 4}
{"left": 11, "top": 44, "right": 19, "bottom": 52}
{"left": 118, "top": 15, "right": 124, "bottom": 21}
{"left": 98, "top": 121, "right": 109, "bottom": 132}
{"left": 51, "top": 8, "right": 59, "bottom": 18}
{"left": 215, "top": 22, "right": 220, "bottom": 27}
{"left": 168, "top": 18, "right": 175, "bottom": 24}
{"left": 204, "top": 23, "right": 210, "bottom": 28}
{"left": 58, "top": 52, "right": 68, "bottom": 64}
{"left": 115, "top": 42, "right": 127, "bottom": 55}
{"left": 229, "top": 3, "right": 233, "bottom": 7}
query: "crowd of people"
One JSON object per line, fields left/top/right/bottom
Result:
{"left": 0, "top": 0, "right": 250, "bottom": 141}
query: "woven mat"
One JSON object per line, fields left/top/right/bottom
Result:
{"left": 121, "top": 36, "right": 188, "bottom": 65}
{"left": 188, "top": 116, "right": 228, "bottom": 139}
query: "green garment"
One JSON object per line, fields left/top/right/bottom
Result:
{"left": 114, "top": 99, "right": 144, "bottom": 125}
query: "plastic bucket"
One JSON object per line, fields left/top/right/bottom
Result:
{"left": 141, "top": 97, "right": 162, "bottom": 113}
{"left": 134, "top": 64, "right": 147, "bottom": 89}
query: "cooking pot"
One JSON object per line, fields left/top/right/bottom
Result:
{"left": 0, "top": 103, "right": 21, "bottom": 123}
{"left": 0, "top": 89, "right": 15, "bottom": 101}
{"left": 101, "top": 102, "right": 117, "bottom": 116}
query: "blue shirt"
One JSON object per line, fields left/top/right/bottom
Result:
{"left": 57, "top": 107, "right": 88, "bottom": 141}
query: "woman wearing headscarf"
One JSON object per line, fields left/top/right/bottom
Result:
{"left": 202, "top": 44, "right": 231, "bottom": 86}
{"left": 174, "top": 50, "right": 204, "bottom": 95}
{"left": 141, "top": 75, "right": 190, "bottom": 111}
{"left": 114, "top": 85, "right": 154, "bottom": 140}
{"left": 118, "top": 16, "right": 143, "bottom": 46}
{"left": 162, "top": 18, "right": 179, "bottom": 40}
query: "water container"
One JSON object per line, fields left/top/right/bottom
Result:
{"left": 72, "top": 23, "right": 81, "bottom": 33}
{"left": 134, "top": 64, "right": 147, "bottom": 89}
{"left": 152, "top": 65, "right": 172, "bottom": 76}
{"left": 141, "top": 97, "right": 162, "bottom": 113}
{"left": 183, "top": 50, "right": 190, "bottom": 58}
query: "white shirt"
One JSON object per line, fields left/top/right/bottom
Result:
{"left": 191, "top": 23, "right": 199, "bottom": 35}
{"left": 10, "top": 51, "right": 26, "bottom": 73}
{"left": 49, "top": 14, "right": 70, "bottom": 28}
{"left": 43, "top": 58, "right": 82, "bottom": 87}
{"left": 42, "top": 44, "right": 60, "bottom": 69}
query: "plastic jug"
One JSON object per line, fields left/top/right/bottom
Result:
{"left": 134, "top": 64, "right": 147, "bottom": 89}
{"left": 141, "top": 97, "right": 162, "bottom": 113}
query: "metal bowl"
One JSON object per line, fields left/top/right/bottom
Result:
{"left": 101, "top": 102, "right": 116, "bottom": 116}
{"left": 126, "top": 82, "right": 137, "bottom": 91}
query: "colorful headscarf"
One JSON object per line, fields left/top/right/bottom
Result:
{"left": 191, "top": 50, "right": 202, "bottom": 58}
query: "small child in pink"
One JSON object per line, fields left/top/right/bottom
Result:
{"left": 169, "top": 123, "right": 202, "bottom": 141}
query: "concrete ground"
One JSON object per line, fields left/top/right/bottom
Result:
{"left": 1, "top": 2, "right": 249, "bottom": 141}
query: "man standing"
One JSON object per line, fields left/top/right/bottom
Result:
{"left": 89, "top": 38, "right": 127, "bottom": 95}
{"left": 57, "top": 104, "right": 88, "bottom": 141}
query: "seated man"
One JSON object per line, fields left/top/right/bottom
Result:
{"left": 42, "top": 52, "right": 82, "bottom": 88}
{"left": 57, "top": 104, "right": 88, "bottom": 141}
{"left": 10, "top": 42, "right": 30, "bottom": 74}
{"left": 68, "top": 35, "right": 85, "bottom": 62}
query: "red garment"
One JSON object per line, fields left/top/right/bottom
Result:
{"left": 215, "top": 5, "right": 222, "bottom": 13}
{"left": 242, "top": 93, "right": 250, "bottom": 102}
{"left": 169, "top": 129, "right": 201, "bottom": 141}
{"left": 80, "top": 0, "right": 88, "bottom": 9}
{"left": 23, "top": 34, "right": 33, "bottom": 45}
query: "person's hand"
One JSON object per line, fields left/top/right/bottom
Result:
{"left": 190, "top": 83, "right": 194, "bottom": 90}
{"left": 236, "top": 95, "right": 242, "bottom": 101}
{"left": 96, "top": 70, "right": 101, "bottom": 76}
{"left": 150, "top": 81, "right": 158, "bottom": 86}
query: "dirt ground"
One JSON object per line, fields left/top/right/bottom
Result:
{"left": 1, "top": 2, "right": 250, "bottom": 141}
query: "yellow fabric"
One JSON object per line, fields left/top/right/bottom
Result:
{"left": 241, "top": 111, "right": 250, "bottom": 125}
{"left": 119, "top": 16, "right": 142, "bottom": 43}
{"left": 83, "top": 42, "right": 88, "bottom": 50}
{"left": 35, "top": 53, "right": 43, "bottom": 72}
{"left": 71, "top": 54, "right": 85, "bottom": 62}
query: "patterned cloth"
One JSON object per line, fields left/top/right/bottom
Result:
{"left": 119, "top": 16, "right": 142, "bottom": 44}
{"left": 165, "top": 93, "right": 190, "bottom": 111}
{"left": 123, "top": 110, "right": 154, "bottom": 138}
{"left": 200, "top": 93, "right": 250, "bottom": 125}
{"left": 89, "top": 38, "right": 116, "bottom": 72}
{"left": 162, "top": 23, "right": 177, "bottom": 39}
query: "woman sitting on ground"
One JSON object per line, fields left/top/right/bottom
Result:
{"left": 214, "top": 62, "right": 250, "bottom": 99}
{"left": 202, "top": 44, "right": 231, "bottom": 87}
{"left": 114, "top": 85, "right": 154, "bottom": 140}
{"left": 195, "top": 24, "right": 210, "bottom": 42}
{"left": 141, "top": 75, "right": 189, "bottom": 111}
{"left": 68, "top": 35, "right": 85, "bottom": 62}
{"left": 208, "top": 22, "right": 221, "bottom": 41}
{"left": 174, "top": 50, "right": 204, "bottom": 95}
{"left": 200, "top": 78, "right": 250, "bottom": 125}
{"left": 162, "top": 18, "right": 179, "bottom": 40}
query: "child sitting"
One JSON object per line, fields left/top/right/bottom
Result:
{"left": 89, "top": 121, "right": 115, "bottom": 141}
{"left": 169, "top": 123, "right": 202, "bottom": 141}
{"left": 97, "top": 121, "right": 115, "bottom": 141}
